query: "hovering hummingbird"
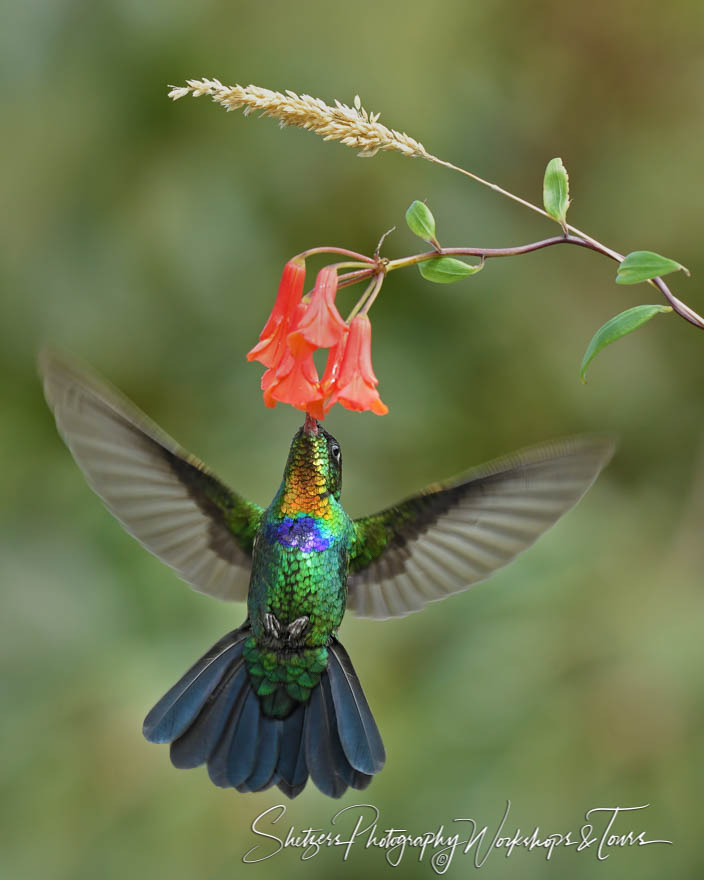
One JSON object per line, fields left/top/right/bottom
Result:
{"left": 39, "top": 352, "right": 613, "bottom": 799}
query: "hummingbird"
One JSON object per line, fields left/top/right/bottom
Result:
{"left": 39, "top": 351, "right": 613, "bottom": 798}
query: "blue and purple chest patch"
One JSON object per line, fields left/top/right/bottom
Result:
{"left": 265, "top": 515, "right": 334, "bottom": 553}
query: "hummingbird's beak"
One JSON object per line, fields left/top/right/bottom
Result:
{"left": 303, "top": 413, "right": 319, "bottom": 436}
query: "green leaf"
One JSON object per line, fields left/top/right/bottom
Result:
{"left": 616, "top": 250, "right": 689, "bottom": 285}
{"left": 580, "top": 304, "right": 672, "bottom": 382}
{"left": 543, "top": 157, "right": 570, "bottom": 228}
{"left": 418, "top": 256, "right": 483, "bottom": 284}
{"left": 405, "top": 200, "right": 438, "bottom": 245}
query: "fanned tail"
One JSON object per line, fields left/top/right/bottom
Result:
{"left": 143, "top": 625, "right": 385, "bottom": 798}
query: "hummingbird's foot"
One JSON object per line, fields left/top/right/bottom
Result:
{"left": 263, "top": 612, "right": 282, "bottom": 639}
{"left": 286, "top": 616, "right": 310, "bottom": 641}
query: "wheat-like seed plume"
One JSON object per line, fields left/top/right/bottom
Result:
{"left": 166, "top": 79, "right": 566, "bottom": 246}
{"left": 168, "top": 79, "right": 430, "bottom": 159}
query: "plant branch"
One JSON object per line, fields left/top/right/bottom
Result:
{"left": 386, "top": 234, "right": 704, "bottom": 329}
{"left": 385, "top": 234, "right": 607, "bottom": 270}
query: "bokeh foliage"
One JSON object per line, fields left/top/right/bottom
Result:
{"left": 2, "top": 1, "right": 703, "bottom": 878}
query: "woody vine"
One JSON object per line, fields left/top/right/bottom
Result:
{"left": 169, "top": 78, "right": 703, "bottom": 418}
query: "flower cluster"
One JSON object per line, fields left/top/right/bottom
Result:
{"left": 247, "top": 260, "right": 388, "bottom": 418}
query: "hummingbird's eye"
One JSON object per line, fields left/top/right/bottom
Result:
{"left": 330, "top": 444, "right": 341, "bottom": 460}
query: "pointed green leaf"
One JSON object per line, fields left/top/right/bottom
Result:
{"left": 616, "top": 250, "right": 689, "bottom": 285}
{"left": 405, "top": 200, "right": 438, "bottom": 245}
{"left": 543, "top": 157, "right": 570, "bottom": 229}
{"left": 418, "top": 257, "right": 483, "bottom": 284}
{"left": 580, "top": 304, "right": 672, "bottom": 383}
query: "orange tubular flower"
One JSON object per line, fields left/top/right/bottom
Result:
{"left": 324, "top": 314, "right": 388, "bottom": 415}
{"left": 261, "top": 300, "right": 324, "bottom": 418}
{"left": 247, "top": 258, "right": 306, "bottom": 368}
{"left": 288, "top": 266, "right": 347, "bottom": 356}
{"left": 249, "top": 259, "right": 388, "bottom": 419}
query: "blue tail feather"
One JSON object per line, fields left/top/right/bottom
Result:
{"left": 276, "top": 704, "right": 308, "bottom": 797}
{"left": 320, "top": 674, "right": 373, "bottom": 791}
{"left": 304, "top": 682, "right": 349, "bottom": 798}
{"left": 170, "top": 663, "right": 247, "bottom": 769}
{"left": 143, "top": 629, "right": 246, "bottom": 744}
{"left": 224, "top": 689, "right": 261, "bottom": 788}
{"left": 328, "top": 641, "right": 386, "bottom": 774}
{"left": 240, "top": 716, "right": 283, "bottom": 792}
{"left": 206, "top": 687, "right": 257, "bottom": 788}
{"left": 276, "top": 703, "right": 305, "bottom": 783}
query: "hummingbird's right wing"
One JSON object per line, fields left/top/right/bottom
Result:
{"left": 347, "top": 437, "right": 614, "bottom": 619}
{"left": 39, "top": 351, "right": 263, "bottom": 602}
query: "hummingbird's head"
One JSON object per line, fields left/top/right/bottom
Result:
{"left": 282, "top": 418, "right": 343, "bottom": 508}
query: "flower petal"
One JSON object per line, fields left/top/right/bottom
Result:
{"left": 246, "top": 320, "right": 288, "bottom": 368}
{"left": 288, "top": 266, "right": 347, "bottom": 353}
{"left": 260, "top": 258, "right": 306, "bottom": 339}
{"left": 267, "top": 350, "right": 322, "bottom": 411}
{"left": 247, "top": 259, "right": 305, "bottom": 366}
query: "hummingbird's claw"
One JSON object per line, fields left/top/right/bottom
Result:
{"left": 263, "top": 612, "right": 282, "bottom": 639}
{"left": 287, "top": 616, "right": 310, "bottom": 641}
{"left": 262, "top": 612, "right": 308, "bottom": 646}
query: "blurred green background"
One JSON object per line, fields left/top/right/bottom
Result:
{"left": 2, "top": 1, "right": 703, "bottom": 877}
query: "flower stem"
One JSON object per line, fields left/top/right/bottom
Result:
{"left": 425, "top": 156, "right": 554, "bottom": 224}
{"left": 359, "top": 272, "right": 385, "bottom": 317}
{"left": 346, "top": 275, "right": 380, "bottom": 322}
{"left": 296, "top": 246, "right": 375, "bottom": 264}
{"left": 330, "top": 261, "right": 374, "bottom": 272}
{"left": 337, "top": 267, "right": 376, "bottom": 289}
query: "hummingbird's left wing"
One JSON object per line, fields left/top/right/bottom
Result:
{"left": 39, "top": 352, "right": 263, "bottom": 602}
{"left": 347, "top": 436, "right": 613, "bottom": 619}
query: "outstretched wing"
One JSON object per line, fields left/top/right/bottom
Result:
{"left": 39, "top": 351, "right": 263, "bottom": 602}
{"left": 348, "top": 436, "right": 614, "bottom": 619}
